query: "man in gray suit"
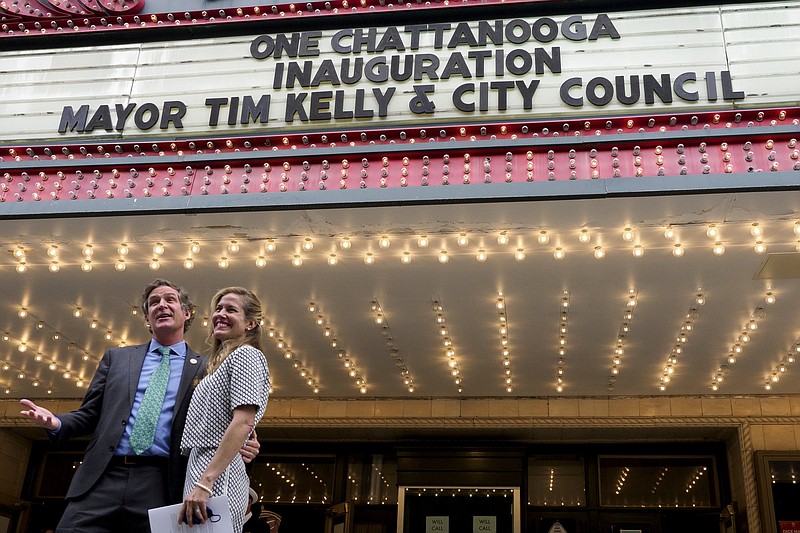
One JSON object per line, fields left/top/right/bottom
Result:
{"left": 20, "top": 279, "right": 259, "bottom": 532}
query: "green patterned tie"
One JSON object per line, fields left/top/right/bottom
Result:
{"left": 129, "top": 347, "right": 172, "bottom": 455}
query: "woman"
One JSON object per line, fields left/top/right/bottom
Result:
{"left": 179, "top": 287, "right": 270, "bottom": 531}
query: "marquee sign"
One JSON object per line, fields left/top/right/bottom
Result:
{"left": 0, "top": 1, "right": 796, "bottom": 142}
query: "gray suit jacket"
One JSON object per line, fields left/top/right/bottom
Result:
{"left": 50, "top": 343, "right": 206, "bottom": 503}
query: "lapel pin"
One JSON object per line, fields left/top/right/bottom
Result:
{"left": 189, "top": 358, "right": 198, "bottom": 365}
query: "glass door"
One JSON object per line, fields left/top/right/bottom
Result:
{"left": 397, "top": 487, "right": 521, "bottom": 533}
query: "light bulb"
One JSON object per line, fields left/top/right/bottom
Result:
{"left": 15, "top": 262, "right": 27, "bottom": 273}
{"left": 302, "top": 238, "right": 314, "bottom": 252}
{"left": 537, "top": 231, "right": 549, "bottom": 245}
{"left": 153, "top": 242, "right": 165, "bottom": 255}
{"left": 417, "top": 235, "right": 429, "bottom": 248}
{"left": 227, "top": 240, "right": 240, "bottom": 254}
{"left": 554, "top": 247, "right": 565, "bottom": 260}
{"left": 457, "top": 233, "right": 469, "bottom": 247}
{"left": 117, "top": 243, "right": 129, "bottom": 256}
{"left": 363, "top": 253, "right": 374, "bottom": 265}
{"left": 673, "top": 244, "right": 684, "bottom": 257}
{"left": 190, "top": 241, "right": 201, "bottom": 254}
{"left": 706, "top": 225, "right": 719, "bottom": 239}
{"left": 712, "top": 242, "right": 725, "bottom": 256}
{"left": 255, "top": 256, "right": 267, "bottom": 268}
{"left": 765, "top": 292, "right": 776, "bottom": 304}
{"left": 265, "top": 240, "right": 277, "bottom": 252}
{"left": 664, "top": 227, "right": 675, "bottom": 240}
{"left": 292, "top": 255, "right": 303, "bottom": 267}
{"left": 49, "top": 261, "right": 60, "bottom": 273}
{"left": 73, "top": 307, "right": 82, "bottom": 318}
{"left": 476, "top": 250, "right": 487, "bottom": 262}
{"left": 632, "top": 245, "right": 644, "bottom": 258}
{"left": 514, "top": 249, "right": 526, "bottom": 261}
{"left": 754, "top": 241, "right": 766, "bottom": 254}
{"left": 379, "top": 236, "right": 391, "bottom": 248}
{"left": 794, "top": 221, "right": 800, "bottom": 236}
{"left": 18, "top": 308, "right": 28, "bottom": 319}
{"left": 593, "top": 246, "right": 605, "bottom": 259}
{"left": 217, "top": 257, "right": 229, "bottom": 269}
{"left": 327, "top": 254, "right": 339, "bottom": 266}
{"left": 750, "top": 223, "right": 762, "bottom": 237}
{"left": 115, "top": 259, "right": 126, "bottom": 271}
{"left": 401, "top": 252, "right": 411, "bottom": 264}
{"left": 622, "top": 228, "right": 634, "bottom": 242}
{"left": 81, "top": 260, "right": 93, "bottom": 272}
{"left": 438, "top": 251, "right": 449, "bottom": 263}
{"left": 183, "top": 257, "right": 194, "bottom": 269}
{"left": 47, "top": 245, "right": 59, "bottom": 257}
{"left": 82, "top": 244, "right": 94, "bottom": 257}
{"left": 149, "top": 258, "right": 160, "bottom": 271}
{"left": 578, "top": 229, "right": 591, "bottom": 244}
{"left": 13, "top": 246, "right": 25, "bottom": 258}
{"left": 497, "top": 232, "right": 509, "bottom": 245}
{"left": 337, "top": 237, "right": 351, "bottom": 250}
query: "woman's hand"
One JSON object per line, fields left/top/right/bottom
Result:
{"left": 178, "top": 486, "right": 211, "bottom": 527}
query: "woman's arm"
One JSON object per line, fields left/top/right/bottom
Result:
{"left": 179, "top": 404, "right": 257, "bottom": 526}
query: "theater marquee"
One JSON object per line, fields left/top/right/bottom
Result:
{"left": 0, "top": 1, "right": 796, "bottom": 142}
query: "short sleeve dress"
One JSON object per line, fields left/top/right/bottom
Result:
{"left": 181, "top": 344, "right": 270, "bottom": 532}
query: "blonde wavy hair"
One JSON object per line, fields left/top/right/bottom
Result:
{"left": 205, "top": 286, "right": 264, "bottom": 374}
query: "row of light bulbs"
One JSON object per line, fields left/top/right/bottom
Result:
{"left": 607, "top": 290, "right": 639, "bottom": 391}
{"left": 710, "top": 291, "right": 775, "bottom": 391}
{"left": 554, "top": 291, "right": 570, "bottom": 393}
{"left": 7, "top": 220, "right": 800, "bottom": 273}
{"left": 658, "top": 291, "right": 705, "bottom": 391}
{"left": 763, "top": 335, "right": 800, "bottom": 391}
{"left": 371, "top": 299, "right": 415, "bottom": 393}
{"left": 432, "top": 300, "right": 463, "bottom": 393}
{"left": 264, "top": 316, "right": 320, "bottom": 394}
{"left": 496, "top": 294, "right": 513, "bottom": 393}
{"left": 308, "top": 303, "right": 367, "bottom": 394}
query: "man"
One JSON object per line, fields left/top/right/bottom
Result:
{"left": 20, "top": 279, "right": 259, "bottom": 532}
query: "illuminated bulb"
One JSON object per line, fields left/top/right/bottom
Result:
{"left": 476, "top": 249, "right": 487, "bottom": 262}
{"left": 632, "top": 245, "right": 644, "bottom": 258}
{"left": 227, "top": 241, "right": 240, "bottom": 254}
{"left": 16, "top": 263, "right": 27, "bottom": 273}
{"left": 338, "top": 237, "right": 351, "bottom": 250}
{"left": 265, "top": 240, "right": 277, "bottom": 252}
{"left": 750, "top": 223, "right": 762, "bottom": 237}
{"left": 622, "top": 228, "right": 634, "bottom": 242}
{"left": 217, "top": 257, "right": 229, "bottom": 269}
{"left": 149, "top": 258, "right": 160, "bottom": 271}
{"left": 765, "top": 292, "right": 776, "bottom": 304}
{"left": 115, "top": 259, "right": 126, "bottom": 271}
{"left": 417, "top": 235, "right": 429, "bottom": 248}
{"left": 73, "top": 307, "right": 82, "bottom": 318}
{"left": 13, "top": 246, "right": 25, "bottom": 259}
{"left": 190, "top": 241, "right": 201, "bottom": 254}
{"left": 117, "top": 243, "right": 129, "bottom": 256}
{"left": 514, "top": 249, "right": 526, "bottom": 261}
{"left": 537, "top": 231, "right": 549, "bottom": 245}
{"left": 457, "top": 233, "right": 469, "bottom": 247}
{"left": 105, "top": 332, "right": 113, "bottom": 341}
{"left": 378, "top": 236, "right": 391, "bottom": 248}
{"left": 363, "top": 253, "right": 374, "bottom": 265}
{"left": 754, "top": 241, "right": 766, "bottom": 254}
{"left": 401, "top": 252, "right": 411, "bottom": 264}
{"left": 497, "top": 232, "right": 509, "bottom": 245}
{"left": 49, "top": 261, "right": 60, "bottom": 273}
{"left": 47, "top": 245, "right": 59, "bottom": 257}
{"left": 82, "top": 244, "right": 94, "bottom": 257}
{"left": 695, "top": 295, "right": 706, "bottom": 305}
{"left": 292, "top": 255, "right": 303, "bottom": 268}
{"left": 593, "top": 246, "right": 605, "bottom": 259}
{"left": 706, "top": 225, "right": 719, "bottom": 239}
{"left": 327, "top": 254, "right": 339, "bottom": 266}
{"left": 554, "top": 247, "right": 565, "bottom": 260}
{"left": 153, "top": 242, "right": 165, "bottom": 255}
{"left": 438, "top": 251, "right": 449, "bottom": 264}
{"left": 578, "top": 229, "right": 591, "bottom": 244}
{"left": 673, "top": 244, "right": 684, "bottom": 257}
{"left": 18, "top": 308, "right": 28, "bottom": 319}
{"left": 18, "top": 343, "right": 26, "bottom": 352}
{"left": 664, "top": 227, "right": 675, "bottom": 240}
{"left": 301, "top": 238, "right": 314, "bottom": 252}
{"left": 90, "top": 320, "right": 98, "bottom": 329}
{"left": 81, "top": 260, "right": 93, "bottom": 272}
{"left": 712, "top": 242, "right": 725, "bottom": 256}
{"left": 183, "top": 257, "right": 194, "bottom": 269}
{"left": 255, "top": 256, "right": 267, "bottom": 268}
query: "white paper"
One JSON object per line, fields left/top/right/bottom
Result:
{"left": 148, "top": 495, "right": 233, "bottom": 533}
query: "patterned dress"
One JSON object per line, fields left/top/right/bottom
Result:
{"left": 181, "top": 344, "right": 270, "bottom": 532}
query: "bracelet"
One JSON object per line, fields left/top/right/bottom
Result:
{"left": 195, "top": 482, "right": 213, "bottom": 495}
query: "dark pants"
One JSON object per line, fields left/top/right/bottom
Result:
{"left": 57, "top": 462, "right": 169, "bottom": 533}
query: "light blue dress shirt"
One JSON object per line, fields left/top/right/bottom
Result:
{"left": 114, "top": 340, "right": 187, "bottom": 456}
